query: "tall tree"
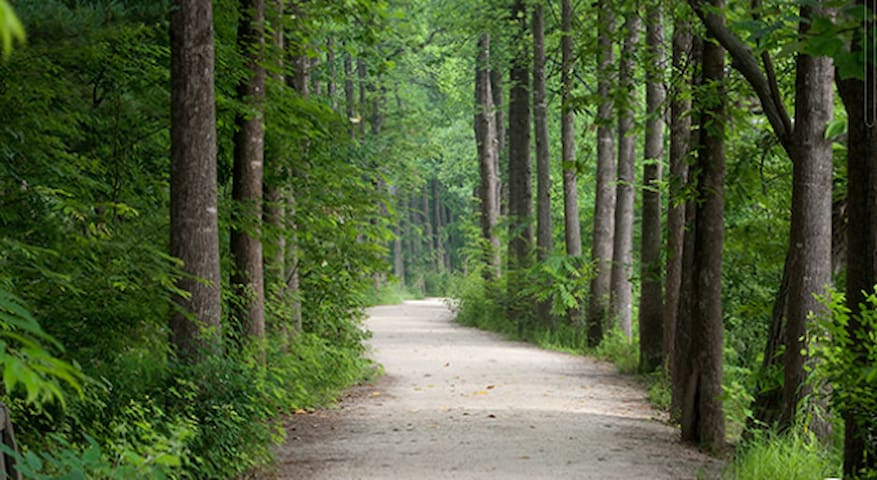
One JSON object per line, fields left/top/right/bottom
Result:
{"left": 639, "top": 0, "right": 665, "bottom": 372}
{"left": 507, "top": 0, "right": 533, "bottom": 329}
{"left": 587, "top": 0, "right": 616, "bottom": 346}
{"left": 532, "top": 2, "right": 552, "bottom": 326}
{"left": 663, "top": 15, "right": 692, "bottom": 379}
{"left": 610, "top": 9, "right": 639, "bottom": 338}
{"left": 836, "top": 0, "right": 877, "bottom": 472}
{"left": 231, "top": 0, "right": 267, "bottom": 339}
{"left": 475, "top": 33, "right": 501, "bottom": 278}
{"left": 560, "top": 0, "right": 582, "bottom": 325}
{"left": 169, "top": 0, "right": 222, "bottom": 359}
{"left": 264, "top": 0, "right": 286, "bottom": 290}
{"left": 680, "top": 2, "right": 726, "bottom": 450}
{"left": 689, "top": 0, "right": 835, "bottom": 434}
{"left": 491, "top": 70, "right": 506, "bottom": 217}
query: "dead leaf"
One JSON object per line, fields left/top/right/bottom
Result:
{"left": 486, "top": 384, "right": 495, "bottom": 390}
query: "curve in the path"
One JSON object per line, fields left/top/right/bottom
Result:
{"left": 276, "top": 299, "right": 721, "bottom": 479}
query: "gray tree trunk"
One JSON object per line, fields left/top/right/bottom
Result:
{"left": 533, "top": 3, "right": 553, "bottom": 327}
{"left": 561, "top": 0, "right": 582, "bottom": 326}
{"left": 610, "top": 11, "right": 639, "bottom": 339}
{"left": 639, "top": 0, "right": 664, "bottom": 372}
{"left": 491, "top": 70, "right": 506, "bottom": 218}
{"left": 169, "top": 0, "right": 222, "bottom": 359}
{"left": 507, "top": 0, "right": 533, "bottom": 330}
{"left": 231, "top": 0, "right": 266, "bottom": 339}
{"left": 680, "top": 6, "right": 725, "bottom": 452}
{"left": 663, "top": 16, "right": 692, "bottom": 381}
{"left": 587, "top": 0, "right": 616, "bottom": 346}
{"left": 264, "top": 0, "right": 285, "bottom": 291}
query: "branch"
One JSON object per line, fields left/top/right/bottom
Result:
{"left": 687, "top": 0, "right": 793, "bottom": 155}
{"left": 384, "top": 28, "right": 447, "bottom": 61}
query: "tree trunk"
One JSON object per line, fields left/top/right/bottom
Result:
{"left": 231, "top": 0, "right": 266, "bottom": 340}
{"left": 780, "top": 3, "right": 834, "bottom": 434}
{"left": 587, "top": 0, "right": 616, "bottom": 346}
{"left": 561, "top": 0, "right": 582, "bottom": 326}
{"left": 433, "top": 179, "right": 444, "bottom": 271}
{"left": 344, "top": 51, "right": 355, "bottom": 134}
{"left": 507, "top": 0, "right": 533, "bottom": 330}
{"left": 169, "top": 0, "right": 222, "bottom": 360}
{"left": 837, "top": 1, "right": 877, "bottom": 471}
{"left": 491, "top": 70, "right": 506, "bottom": 219}
{"left": 421, "top": 186, "right": 433, "bottom": 266}
{"left": 327, "top": 36, "right": 337, "bottom": 111}
{"left": 663, "top": 16, "right": 692, "bottom": 376}
{"left": 610, "top": 11, "right": 639, "bottom": 339}
{"left": 680, "top": 7, "right": 725, "bottom": 452}
{"left": 264, "top": 0, "right": 285, "bottom": 291}
{"left": 475, "top": 33, "right": 501, "bottom": 280}
{"left": 639, "top": 0, "right": 664, "bottom": 372}
{"left": 357, "top": 57, "right": 367, "bottom": 137}
{"left": 532, "top": 3, "right": 553, "bottom": 327}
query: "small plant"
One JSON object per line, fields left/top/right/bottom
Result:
{"left": 723, "top": 429, "right": 840, "bottom": 480}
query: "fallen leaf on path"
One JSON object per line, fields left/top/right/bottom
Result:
{"left": 487, "top": 414, "right": 496, "bottom": 418}
{"left": 486, "top": 384, "right": 495, "bottom": 390}
{"left": 473, "top": 390, "right": 488, "bottom": 396}
{"left": 444, "top": 362, "right": 450, "bottom": 367}
{"left": 371, "top": 391, "right": 381, "bottom": 397}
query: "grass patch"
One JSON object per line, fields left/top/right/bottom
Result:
{"left": 722, "top": 430, "right": 840, "bottom": 480}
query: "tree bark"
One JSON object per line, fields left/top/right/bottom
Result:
{"left": 169, "top": 0, "right": 222, "bottom": 360}
{"left": 433, "top": 179, "right": 444, "bottom": 270}
{"left": 587, "top": 0, "right": 616, "bottom": 346}
{"left": 561, "top": 0, "right": 582, "bottom": 326}
{"left": 533, "top": 3, "right": 553, "bottom": 326}
{"left": 780, "top": 3, "right": 834, "bottom": 433}
{"left": 837, "top": 0, "right": 877, "bottom": 472}
{"left": 610, "top": 10, "right": 639, "bottom": 338}
{"left": 475, "top": 33, "right": 501, "bottom": 278}
{"left": 344, "top": 51, "right": 355, "bottom": 134}
{"left": 639, "top": 0, "right": 664, "bottom": 373}
{"left": 680, "top": 6, "right": 725, "bottom": 452}
{"left": 327, "top": 36, "right": 337, "bottom": 111}
{"left": 491, "top": 69, "right": 506, "bottom": 218}
{"left": 264, "top": 0, "right": 285, "bottom": 291}
{"left": 664, "top": 16, "right": 692, "bottom": 377}
{"left": 507, "top": 0, "right": 533, "bottom": 330}
{"left": 231, "top": 0, "right": 266, "bottom": 340}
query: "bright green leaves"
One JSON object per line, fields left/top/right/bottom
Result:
{"left": 0, "top": 0, "right": 25, "bottom": 58}
{"left": 0, "top": 289, "right": 82, "bottom": 407}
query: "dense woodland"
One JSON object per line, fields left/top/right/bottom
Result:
{"left": 0, "top": 0, "right": 876, "bottom": 478}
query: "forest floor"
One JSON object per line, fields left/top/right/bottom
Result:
{"left": 274, "top": 299, "right": 723, "bottom": 479}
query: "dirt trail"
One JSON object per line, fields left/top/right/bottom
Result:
{"left": 275, "top": 299, "right": 721, "bottom": 479}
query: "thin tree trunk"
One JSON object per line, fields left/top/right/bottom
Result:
{"left": 231, "top": 0, "right": 266, "bottom": 339}
{"left": 475, "top": 35, "right": 500, "bottom": 277}
{"left": 533, "top": 3, "right": 553, "bottom": 327}
{"left": 610, "top": 11, "right": 639, "bottom": 339}
{"left": 508, "top": 0, "right": 533, "bottom": 330}
{"left": 837, "top": 0, "right": 877, "bottom": 471}
{"left": 587, "top": 0, "right": 616, "bottom": 346}
{"left": 327, "top": 36, "right": 337, "bottom": 111}
{"left": 561, "top": 0, "right": 582, "bottom": 326}
{"left": 639, "top": 0, "right": 664, "bottom": 372}
{"left": 169, "top": 0, "right": 222, "bottom": 360}
{"left": 433, "top": 179, "right": 444, "bottom": 270}
{"left": 664, "top": 16, "right": 692, "bottom": 376}
{"left": 357, "top": 57, "right": 367, "bottom": 137}
{"left": 421, "top": 186, "right": 433, "bottom": 266}
{"left": 264, "top": 0, "right": 285, "bottom": 291}
{"left": 491, "top": 69, "right": 506, "bottom": 219}
{"left": 680, "top": 6, "right": 725, "bottom": 451}
{"left": 344, "top": 51, "right": 355, "bottom": 134}
{"left": 310, "top": 56, "right": 321, "bottom": 96}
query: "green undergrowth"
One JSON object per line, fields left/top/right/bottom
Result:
{"left": 366, "top": 280, "right": 422, "bottom": 306}
{"left": 723, "top": 430, "right": 841, "bottom": 480}
{"left": 9, "top": 332, "right": 375, "bottom": 479}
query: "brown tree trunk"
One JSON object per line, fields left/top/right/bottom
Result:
{"left": 491, "top": 70, "right": 506, "bottom": 218}
{"left": 421, "top": 186, "right": 433, "bottom": 266}
{"left": 433, "top": 179, "right": 444, "bottom": 269}
{"left": 639, "top": 0, "right": 664, "bottom": 373}
{"left": 587, "top": 0, "right": 616, "bottom": 346}
{"left": 344, "top": 51, "right": 355, "bottom": 135}
{"left": 357, "top": 57, "right": 367, "bottom": 137}
{"left": 664, "top": 16, "right": 692, "bottom": 377}
{"left": 837, "top": 1, "right": 877, "bottom": 471}
{"left": 561, "top": 0, "right": 582, "bottom": 326}
{"left": 327, "top": 36, "right": 337, "bottom": 111}
{"left": 780, "top": 3, "right": 834, "bottom": 433}
{"left": 231, "top": 0, "right": 266, "bottom": 339}
{"left": 475, "top": 35, "right": 500, "bottom": 278}
{"left": 610, "top": 10, "right": 639, "bottom": 339}
{"left": 508, "top": 0, "right": 533, "bottom": 330}
{"left": 264, "top": 0, "right": 285, "bottom": 291}
{"left": 169, "top": 0, "right": 222, "bottom": 359}
{"left": 680, "top": 7, "right": 725, "bottom": 452}
{"left": 533, "top": 3, "right": 553, "bottom": 327}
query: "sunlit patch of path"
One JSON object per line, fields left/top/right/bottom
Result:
{"left": 275, "top": 299, "right": 721, "bottom": 479}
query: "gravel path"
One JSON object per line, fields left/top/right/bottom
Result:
{"left": 275, "top": 299, "right": 721, "bottom": 479}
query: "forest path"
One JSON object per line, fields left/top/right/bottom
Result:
{"left": 275, "top": 299, "right": 721, "bottom": 479}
